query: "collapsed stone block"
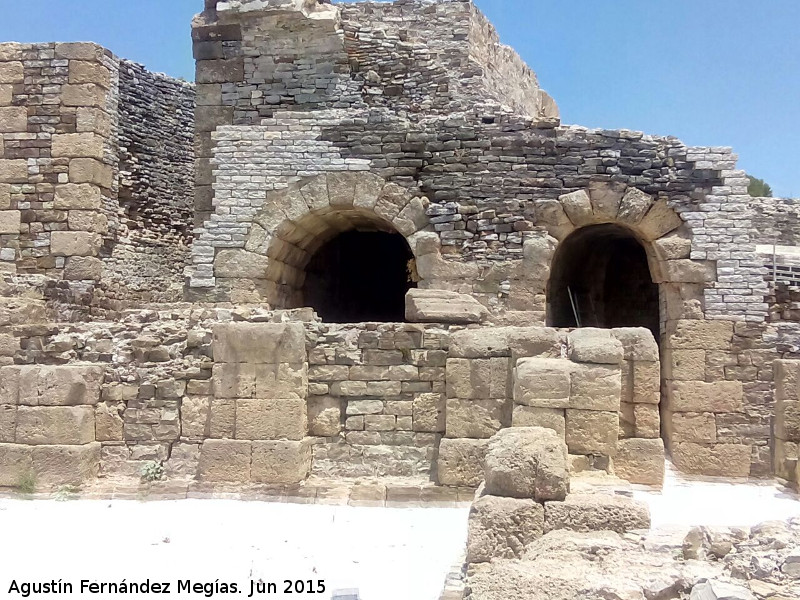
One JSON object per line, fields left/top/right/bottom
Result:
{"left": 544, "top": 493, "right": 651, "bottom": 534}
{"left": 16, "top": 406, "right": 95, "bottom": 445}
{"left": 565, "top": 409, "right": 618, "bottom": 457}
{"left": 513, "top": 358, "right": 571, "bottom": 409}
{"left": 511, "top": 406, "right": 565, "bottom": 438}
{"left": 251, "top": 439, "right": 311, "bottom": 484}
{"left": 405, "top": 289, "right": 488, "bottom": 324}
{"left": 569, "top": 363, "right": 621, "bottom": 411}
{"left": 484, "top": 427, "right": 569, "bottom": 501}
{"left": 198, "top": 439, "right": 251, "bottom": 482}
{"left": 467, "top": 494, "right": 545, "bottom": 563}
{"left": 437, "top": 438, "right": 490, "bottom": 487}
{"left": 446, "top": 358, "right": 509, "bottom": 399}
{"left": 31, "top": 443, "right": 101, "bottom": 487}
{"left": 235, "top": 398, "right": 306, "bottom": 441}
{"left": 213, "top": 322, "right": 306, "bottom": 364}
{"left": 445, "top": 398, "right": 508, "bottom": 439}
{"left": 671, "top": 442, "right": 751, "bottom": 477}
{"left": 568, "top": 328, "right": 624, "bottom": 365}
{"left": 613, "top": 438, "right": 665, "bottom": 486}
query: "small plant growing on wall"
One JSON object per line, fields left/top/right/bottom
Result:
{"left": 16, "top": 471, "right": 36, "bottom": 495}
{"left": 53, "top": 485, "right": 80, "bottom": 502}
{"left": 140, "top": 461, "right": 165, "bottom": 483}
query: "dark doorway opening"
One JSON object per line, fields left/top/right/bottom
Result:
{"left": 303, "top": 230, "right": 415, "bottom": 323}
{"left": 548, "top": 224, "right": 660, "bottom": 341}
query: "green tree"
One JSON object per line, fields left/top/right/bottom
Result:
{"left": 747, "top": 175, "right": 773, "bottom": 197}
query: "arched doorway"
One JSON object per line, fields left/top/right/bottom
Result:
{"left": 547, "top": 224, "right": 660, "bottom": 341}
{"left": 303, "top": 228, "right": 415, "bottom": 323}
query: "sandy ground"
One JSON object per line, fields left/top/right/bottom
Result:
{"left": 0, "top": 468, "right": 798, "bottom": 600}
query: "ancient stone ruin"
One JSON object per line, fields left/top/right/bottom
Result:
{"left": 1, "top": 0, "right": 799, "bottom": 500}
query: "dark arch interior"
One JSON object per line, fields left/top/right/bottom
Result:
{"left": 548, "top": 224, "right": 660, "bottom": 341}
{"left": 303, "top": 230, "right": 415, "bottom": 323}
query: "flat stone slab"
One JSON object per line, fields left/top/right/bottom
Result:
{"left": 405, "top": 289, "right": 488, "bottom": 324}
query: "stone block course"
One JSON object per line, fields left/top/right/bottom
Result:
{"left": 16, "top": 406, "right": 95, "bottom": 445}
{"left": 235, "top": 398, "right": 306, "bottom": 441}
{"left": 251, "top": 440, "right": 311, "bottom": 484}
{"left": 198, "top": 439, "right": 251, "bottom": 482}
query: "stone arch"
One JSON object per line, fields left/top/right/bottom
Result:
{"left": 237, "top": 172, "right": 431, "bottom": 314}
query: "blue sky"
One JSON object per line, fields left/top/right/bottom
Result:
{"left": 1, "top": 0, "right": 797, "bottom": 196}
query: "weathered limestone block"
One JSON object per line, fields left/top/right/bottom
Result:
{"left": 653, "top": 230, "right": 692, "bottom": 260}
{"left": 544, "top": 493, "right": 651, "bottom": 533}
{"left": 570, "top": 364, "right": 621, "bottom": 411}
{"left": 212, "top": 362, "right": 307, "bottom": 400}
{"left": 0, "top": 62, "right": 23, "bottom": 84}
{"left": 512, "top": 406, "right": 565, "bottom": 438}
{"left": 64, "top": 256, "right": 103, "bottom": 281}
{"left": 448, "top": 327, "right": 512, "bottom": 359}
{"left": 307, "top": 396, "right": 341, "bottom": 437}
{"left": 445, "top": 398, "right": 508, "bottom": 439}
{"left": 16, "top": 406, "right": 95, "bottom": 445}
{"left": 62, "top": 83, "right": 106, "bottom": 107}
{"left": 0, "top": 159, "right": 28, "bottom": 183}
{"left": 69, "top": 61, "right": 111, "bottom": 87}
{"left": 437, "top": 438, "right": 490, "bottom": 487}
{"left": 467, "top": 495, "right": 545, "bottom": 563}
{"left": 565, "top": 410, "right": 618, "bottom": 456}
{"left": 198, "top": 439, "right": 251, "bottom": 482}
{"left": 568, "top": 328, "right": 624, "bottom": 365}
{"left": 54, "top": 183, "right": 102, "bottom": 210}
{"left": 50, "top": 231, "right": 101, "bottom": 257}
{"left": 0, "top": 106, "right": 25, "bottom": 132}
{"left": 611, "top": 328, "right": 660, "bottom": 362}
{"left": 631, "top": 361, "right": 660, "bottom": 405}
{"left": 95, "top": 403, "right": 123, "bottom": 441}
{"left": 0, "top": 443, "right": 32, "bottom": 487}
{"left": 55, "top": 42, "right": 104, "bottom": 61}
{"left": 613, "top": 438, "right": 665, "bottom": 486}
{"left": 667, "top": 320, "right": 734, "bottom": 351}
{"left": 513, "top": 358, "right": 571, "bottom": 409}
{"left": 0, "top": 210, "right": 20, "bottom": 234}
{"left": 405, "top": 289, "right": 488, "bottom": 324}
{"left": 671, "top": 443, "right": 751, "bottom": 477}
{"left": 0, "top": 404, "right": 14, "bottom": 442}
{"left": 446, "top": 358, "right": 508, "bottom": 399}
{"left": 559, "top": 189, "right": 593, "bottom": 226}
{"left": 637, "top": 198, "right": 683, "bottom": 241}
{"left": 251, "top": 440, "right": 311, "bottom": 484}
{"left": 235, "top": 398, "right": 306, "bottom": 441}
{"left": 588, "top": 181, "right": 626, "bottom": 221}
{"left": 484, "top": 427, "right": 569, "bottom": 501}
{"left": 412, "top": 392, "right": 445, "bottom": 433}
{"left": 181, "top": 396, "right": 211, "bottom": 439}
{"left": 68, "top": 158, "right": 113, "bottom": 187}
{"left": 668, "top": 381, "right": 743, "bottom": 413}
{"left": 68, "top": 210, "right": 108, "bottom": 233}
{"left": 51, "top": 133, "right": 104, "bottom": 160}
{"left": 213, "top": 322, "right": 306, "bottom": 364}
{"left": 667, "top": 412, "right": 717, "bottom": 444}
{"left": 18, "top": 365, "right": 103, "bottom": 406}
{"left": 533, "top": 198, "right": 573, "bottom": 240}
{"left": 776, "top": 360, "right": 800, "bottom": 440}
{"left": 665, "top": 349, "right": 705, "bottom": 381}
{"left": 617, "top": 187, "right": 654, "bottom": 225}
{"left": 633, "top": 404, "right": 660, "bottom": 438}
{"left": 214, "top": 249, "right": 268, "bottom": 279}
{"left": 209, "top": 398, "right": 235, "bottom": 438}
{"left": 196, "top": 58, "right": 244, "bottom": 84}
{"left": 31, "top": 443, "right": 101, "bottom": 487}
{"left": 76, "top": 107, "right": 111, "bottom": 136}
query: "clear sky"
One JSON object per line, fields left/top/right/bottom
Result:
{"left": 1, "top": 0, "right": 797, "bottom": 196}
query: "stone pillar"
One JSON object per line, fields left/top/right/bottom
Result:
{"left": 199, "top": 322, "right": 311, "bottom": 484}
{"left": 775, "top": 360, "right": 800, "bottom": 484}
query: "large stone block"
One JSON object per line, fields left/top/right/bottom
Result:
{"left": 484, "top": 427, "right": 569, "bottom": 501}
{"left": 54, "top": 42, "right": 104, "bottom": 60}
{"left": 212, "top": 362, "right": 307, "bottom": 400}
{"left": 0, "top": 62, "right": 23, "bottom": 84}
{"left": 437, "top": 438, "right": 489, "bottom": 487}
{"left": 448, "top": 328, "right": 512, "bottom": 359}
{"left": 16, "top": 406, "right": 95, "bottom": 445}
{"left": 665, "top": 349, "right": 705, "bottom": 381}
{"left": 667, "top": 320, "right": 734, "bottom": 351}
{"left": 213, "top": 322, "right": 306, "bottom": 364}
{"left": 50, "top": 231, "right": 101, "bottom": 257}
{"left": 68, "top": 158, "right": 113, "bottom": 187}
{"left": 637, "top": 198, "right": 683, "bottom": 241}
{"left": 198, "top": 439, "right": 251, "bottom": 482}
{"left": 544, "top": 493, "right": 651, "bottom": 533}
{"left": 0, "top": 159, "right": 27, "bottom": 183}
{"left": 405, "top": 289, "right": 488, "bottom": 324}
{"left": 209, "top": 398, "right": 235, "bottom": 438}
{"left": 565, "top": 410, "right": 618, "bottom": 456}
{"left": 307, "top": 396, "right": 341, "bottom": 437}
{"left": 467, "top": 495, "right": 545, "bottom": 563}
{"left": 445, "top": 398, "right": 508, "bottom": 439}
{"left": 511, "top": 406, "right": 565, "bottom": 438}
{"left": 31, "top": 443, "right": 101, "bottom": 487}
{"left": 61, "top": 83, "right": 106, "bottom": 107}
{"left": 777, "top": 400, "right": 800, "bottom": 441}
{"left": 667, "top": 412, "right": 717, "bottom": 444}
{"left": 68, "top": 61, "right": 111, "bottom": 88}
{"left": 0, "top": 210, "right": 20, "bottom": 234}
{"left": 181, "top": 396, "right": 211, "bottom": 439}
{"left": 412, "top": 392, "right": 445, "bottom": 433}
{"left": 631, "top": 361, "right": 660, "bottom": 404}
{"left": 611, "top": 328, "right": 659, "bottom": 362}
{"left": 667, "top": 381, "right": 743, "bottom": 413}
{"left": 507, "top": 327, "right": 565, "bottom": 360}
{"left": 196, "top": 58, "right": 244, "bottom": 84}
{"left": 513, "top": 358, "right": 571, "bottom": 409}
{"left": 18, "top": 365, "right": 103, "bottom": 406}
{"left": 0, "top": 405, "right": 14, "bottom": 442}
{"left": 95, "top": 403, "right": 123, "bottom": 442}
{"left": 64, "top": 256, "right": 103, "bottom": 281}
{"left": 51, "top": 133, "right": 104, "bottom": 160}
{"left": 235, "top": 398, "right": 306, "bottom": 441}
{"left": 0, "top": 106, "right": 26, "bottom": 133}
{"left": 559, "top": 189, "right": 593, "bottom": 226}
{"left": 633, "top": 404, "right": 660, "bottom": 438}
{"left": 568, "top": 328, "right": 624, "bottom": 365}
{"left": 446, "top": 358, "right": 509, "bottom": 399}
{"left": 570, "top": 364, "right": 621, "bottom": 411}
{"left": 671, "top": 443, "right": 751, "bottom": 477}
{"left": 0, "top": 443, "right": 32, "bottom": 487}
{"left": 251, "top": 440, "right": 311, "bottom": 484}
{"left": 613, "top": 438, "right": 665, "bottom": 486}
{"left": 68, "top": 210, "right": 108, "bottom": 233}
